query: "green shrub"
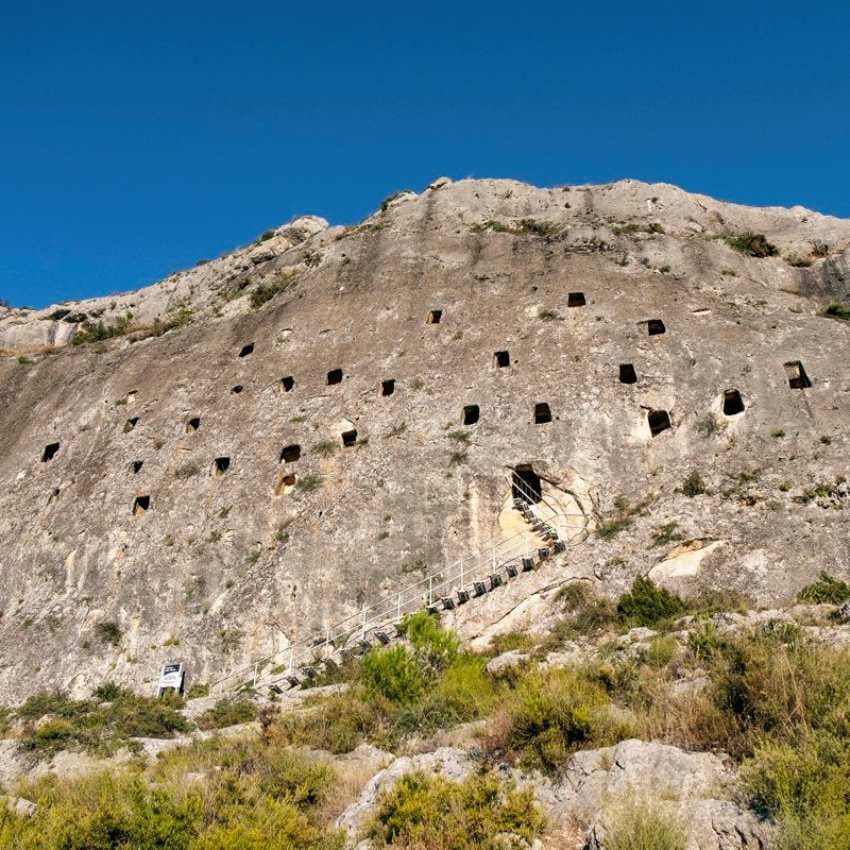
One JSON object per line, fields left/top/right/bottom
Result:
{"left": 193, "top": 797, "right": 343, "bottom": 850}
{"left": 361, "top": 645, "right": 427, "bottom": 705}
{"left": 741, "top": 732, "right": 850, "bottom": 850}
{"left": 425, "top": 653, "right": 496, "bottom": 723}
{"left": 491, "top": 667, "right": 632, "bottom": 771}
{"left": 489, "top": 631, "right": 537, "bottom": 654}
{"left": 682, "top": 470, "right": 706, "bottom": 497}
{"left": 604, "top": 799, "right": 688, "bottom": 850}
{"left": 725, "top": 232, "right": 778, "bottom": 258}
{"left": 71, "top": 314, "right": 133, "bottom": 346}
{"left": 17, "top": 687, "right": 189, "bottom": 757}
{"left": 540, "top": 585, "right": 618, "bottom": 649}
{"left": 797, "top": 572, "right": 850, "bottom": 605}
{"left": 400, "top": 611, "right": 460, "bottom": 667}
{"left": 196, "top": 698, "right": 258, "bottom": 730}
{"left": 643, "top": 635, "right": 679, "bottom": 667}
{"left": 94, "top": 620, "right": 122, "bottom": 646}
{"left": 274, "top": 690, "right": 388, "bottom": 754}
{"left": 617, "top": 577, "right": 684, "bottom": 627}
{"left": 365, "top": 771, "right": 544, "bottom": 850}
{"left": 1, "top": 745, "right": 344, "bottom": 850}
{"left": 825, "top": 304, "right": 850, "bottom": 321}
{"left": 250, "top": 274, "right": 295, "bottom": 308}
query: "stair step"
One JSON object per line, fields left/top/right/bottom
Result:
{"left": 456, "top": 589, "right": 470, "bottom": 604}
{"left": 441, "top": 596, "right": 456, "bottom": 610}
{"left": 473, "top": 580, "right": 488, "bottom": 597}
{"left": 521, "top": 557, "right": 535, "bottom": 572}
{"left": 538, "top": 547, "right": 551, "bottom": 561}
{"left": 375, "top": 631, "right": 391, "bottom": 644}
{"left": 506, "top": 562, "right": 518, "bottom": 578}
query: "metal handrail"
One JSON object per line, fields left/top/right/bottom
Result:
{"left": 210, "top": 472, "right": 586, "bottom": 694}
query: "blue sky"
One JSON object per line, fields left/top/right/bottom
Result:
{"left": 2, "top": 1, "right": 848, "bottom": 308}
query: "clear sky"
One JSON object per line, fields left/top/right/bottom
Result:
{"left": 2, "top": 1, "right": 848, "bottom": 308}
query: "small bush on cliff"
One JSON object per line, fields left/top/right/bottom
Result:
{"left": 196, "top": 697, "right": 258, "bottom": 730}
{"left": 725, "top": 232, "right": 778, "bottom": 258}
{"left": 16, "top": 686, "right": 188, "bottom": 757}
{"left": 365, "top": 771, "right": 544, "bottom": 850}
{"left": 604, "top": 799, "right": 688, "bottom": 850}
{"left": 275, "top": 618, "right": 496, "bottom": 752}
{"left": 826, "top": 304, "right": 850, "bottom": 321}
{"left": 1, "top": 742, "right": 343, "bottom": 850}
{"left": 485, "top": 667, "right": 633, "bottom": 772}
{"left": 616, "top": 577, "right": 685, "bottom": 627}
{"left": 797, "top": 572, "right": 850, "bottom": 605}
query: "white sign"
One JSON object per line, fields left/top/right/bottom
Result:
{"left": 158, "top": 662, "right": 184, "bottom": 694}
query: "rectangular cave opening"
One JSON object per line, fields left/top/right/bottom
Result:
{"left": 723, "top": 389, "right": 745, "bottom": 416}
{"left": 494, "top": 350, "right": 510, "bottom": 368}
{"left": 648, "top": 409, "right": 672, "bottom": 436}
{"left": 131, "top": 460, "right": 144, "bottom": 474}
{"left": 567, "top": 292, "right": 586, "bottom": 308}
{"left": 619, "top": 363, "right": 637, "bottom": 384}
{"left": 426, "top": 309, "right": 443, "bottom": 324}
{"left": 132, "top": 495, "right": 151, "bottom": 514}
{"left": 534, "top": 402, "right": 552, "bottom": 424}
{"left": 327, "top": 368, "right": 343, "bottom": 386}
{"left": 784, "top": 360, "right": 812, "bottom": 389}
{"left": 281, "top": 376, "right": 295, "bottom": 392}
{"left": 341, "top": 429, "right": 358, "bottom": 447}
{"left": 512, "top": 465, "right": 542, "bottom": 503}
{"left": 280, "top": 444, "right": 301, "bottom": 463}
{"left": 213, "top": 457, "right": 230, "bottom": 476}
{"left": 238, "top": 342, "right": 255, "bottom": 358}
{"left": 41, "top": 442, "right": 60, "bottom": 462}
{"left": 462, "top": 404, "right": 480, "bottom": 425}
{"left": 382, "top": 379, "right": 395, "bottom": 396}
{"left": 186, "top": 417, "right": 201, "bottom": 433}
{"left": 646, "top": 319, "right": 666, "bottom": 336}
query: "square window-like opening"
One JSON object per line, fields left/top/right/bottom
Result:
{"left": 132, "top": 495, "right": 150, "bottom": 514}
{"left": 382, "top": 379, "right": 395, "bottom": 396}
{"left": 494, "top": 350, "right": 510, "bottom": 368}
{"left": 280, "top": 444, "right": 301, "bottom": 463}
{"left": 723, "top": 389, "right": 745, "bottom": 416}
{"left": 648, "top": 409, "right": 671, "bottom": 436}
{"left": 567, "top": 292, "right": 586, "bottom": 308}
{"left": 646, "top": 319, "right": 666, "bottom": 336}
{"left": 534, "top": 403, "right": 552, "bottom": 424}
{"left": 213, "top": 457, "right": 230, "bottom": 476}
{"left": 131, "top": 460, "right": 144, "bottom": 474}
{"left": 238, "top": 342, "right": 254, "bottom": 358}
{"left": 327, "top": 368, "right": 343, "bottom": 386}
{"left": 186, "top": 417, "right": 201, "bottom": 433}
{"left": 41, "top": 442, "right": 60, "bottom": 462}
{"left": 619, "top": 363, "right": 637, "bottom": 384}
{"left": 784, "top": 360, "right": 812, "bottom": 389}
{"left": 426, "top": 309, "right": 443, "bottom": 324}
{"left": 341, "top": 429, "right": 358, "bottom": 447}
{"left": 462, "top": 405, "right": 480, "bottom": 425}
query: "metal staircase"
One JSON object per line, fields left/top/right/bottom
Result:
{"left": 209, "top": 472, "right": 586, "bottom": 696}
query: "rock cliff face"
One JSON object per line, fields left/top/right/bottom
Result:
{"left": 1, "top": 177, "right": 849, "bottom": 702}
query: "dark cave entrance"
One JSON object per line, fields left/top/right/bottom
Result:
{"left": 512, "top": 465, "right": 542, "bottom": 504}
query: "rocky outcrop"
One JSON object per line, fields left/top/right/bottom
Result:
{"left": 560, "top": 740, "right": 770, "bottom": 850}
{"left": 1, "top": 177, "right": 850, "bottom": 703}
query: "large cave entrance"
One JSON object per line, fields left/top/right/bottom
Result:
{"left": 512, "top": 465, "right": 542, "bottom": 504}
